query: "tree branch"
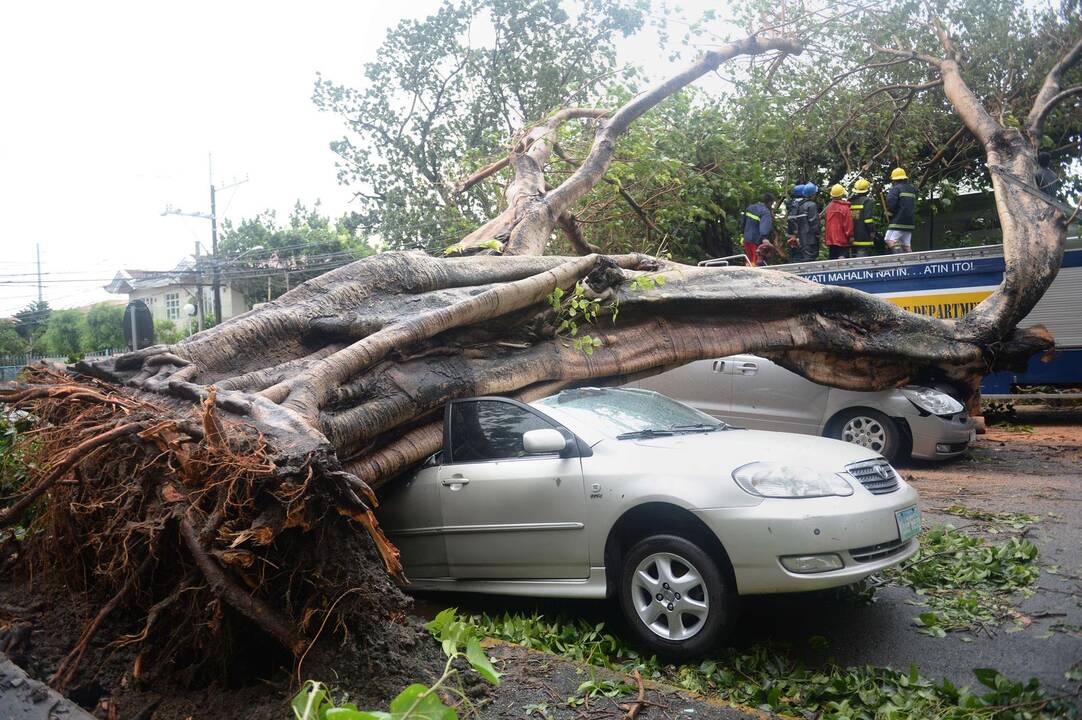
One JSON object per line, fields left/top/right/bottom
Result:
{"left": 544, "top": 36, "right": 802, "bottom": 234}
{"left": 1027, "top": 83, "right": 1082, "bottom": 137}
{"left": 1026, "top": 35, "right": 1082, "bottom": 135}
{"left": 450, "top": 108, "right": 609, "bottom": 195}
{"left": 871, "top": 44, "right": 943, "bottom": 67}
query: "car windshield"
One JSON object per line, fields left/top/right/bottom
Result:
{"left": 536, "top": 388, "right": 725, "bottom": 438}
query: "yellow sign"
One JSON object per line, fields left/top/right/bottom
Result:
{"left": 887, "top": 290, "right": 994, "bottom": 320}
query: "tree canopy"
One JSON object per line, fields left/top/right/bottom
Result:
{"left": 313, "top": 0, "right": 647, "bottom": 253}
{"left": 316, "top": 0, "right": 1080, "bottom": 261}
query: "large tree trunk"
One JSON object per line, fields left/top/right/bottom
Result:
{"left": 0, "top": 28, "right": 1075, "bottom": 692}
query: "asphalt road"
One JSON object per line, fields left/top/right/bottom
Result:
{"left": 410, "top": 408, "right": 1082, "bottom": 700}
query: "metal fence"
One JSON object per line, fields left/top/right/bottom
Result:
{"left": 0, "top": 350, "right": 120, "bottom": 382}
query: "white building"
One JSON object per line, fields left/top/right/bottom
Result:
{"left": 104, "top": 256, "right": 251, "bottom": 328}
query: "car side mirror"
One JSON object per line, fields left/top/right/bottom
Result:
{"left": 522, "top": 428, "right": 568, "bottom": 455}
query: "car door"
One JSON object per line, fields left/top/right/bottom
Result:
{"left": 378, "top": 456, "right": 449, "bottom": 578}
{"left": 438, "top": 398, "right": 589, "bottom": 580}
{"left": 630, "top": 358, "right": 733, "bottom": 420}
{"left": 725, "top": 354, "right": 828, "bottom": 434}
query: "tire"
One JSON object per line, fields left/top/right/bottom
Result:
{"left": 617, "top": 534, "right": 736, "bottom": 660}
{"left": 827, "top": 407, "right": 901, "bottom": 460}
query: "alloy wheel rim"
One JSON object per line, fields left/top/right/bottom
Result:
{"left": 630, "top": 551, "right": 709, "bottom": 641}
{"left": 841, "top": 416, "right": 886, "bottom": 452}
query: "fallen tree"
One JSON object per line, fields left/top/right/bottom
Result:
{"left": 1, "top": 20, "right": 1078, "bottom": 695}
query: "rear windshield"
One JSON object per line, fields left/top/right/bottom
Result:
{"left": 536, "top": 388, "right": 721, "bottom": 437}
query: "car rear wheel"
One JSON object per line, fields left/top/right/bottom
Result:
{"left": 827, "top": 407, "right": 900, "bottom": 460}
{"left": 618, "top": 534, "right": 735, "bottom": 659}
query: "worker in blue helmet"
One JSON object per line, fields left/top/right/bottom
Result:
{"left": 784, "top": 185, "right": 805, "bottom": 257}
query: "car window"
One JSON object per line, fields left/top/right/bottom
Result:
{"left": 536, "top": 388, "right": 721, "bottom": 437}
{"left": 449, "top": 400, "right": 558, "bottom": 462}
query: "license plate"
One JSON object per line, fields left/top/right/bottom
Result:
{"left": 968, "top": 429, "right": 977, "bottom": 443}
{"left": 896, "top": 506, "right": 921, "bottom": 542}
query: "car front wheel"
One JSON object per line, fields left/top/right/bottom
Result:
{"left": 827, "top": 407, "right": 901, "bottom": 460}
{"left": 618, "top": 534, "right": 735, "bottom": 659}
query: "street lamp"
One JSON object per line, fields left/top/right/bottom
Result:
{"left": 183, "top": 302, "right": 197, "bottom": 337}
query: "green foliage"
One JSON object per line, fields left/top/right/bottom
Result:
{"left": 0, "top": 320, "right": 28, "bottom": 356}
{"left": 315, "top": 0, "right": 1081, "bottom": 262}
{"left": 292, "top": 608, "right": 499, "bottom": 719}
{"left": 546, "top": 283, "right": 613, "bottom": 355}
{"left": 84, "top": 303, "right": 126, "bottom": 352}
{"left": 566, "top": 678, "right": 634, "bottom": 707}
{"left": 218, "top": 202, "right": 377, "bottom": 306}
{"left": 0, "top": 412, "right": 37, "bottom": 540}
{"left": 313, "top": 0, "right": 646, "bottom": 253}
{"left": 39, "top": 309, "right": 86, "bottom": 358}
{"left": 888, "top": 523, "right": 1041, "bottom": 636}
{"left": 935, "top": 505, "right": 1041, "bottom": 529}
{"left": 993, "top": 422, "right": 1036, "bottom": 434}
{"left": 467, "top": 610, "right": 1078, "bottom": 719}
{"left": 154, "top": 320, "right": 184, "bottom": 345}
{"left": 12, "top": 301, "right": 50, "bottom": 350}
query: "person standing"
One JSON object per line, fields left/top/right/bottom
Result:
{"left": 849, "top": 178, "right": 876, "bottom": 257}
{"left": 824, "top": 184, "right": 854, "bottom": 259}
{"left": 795, "top": 183, "right": 821, "bottom": 262}
{"left": 785, "top": 185, "right": 805, "bottom": 257}
{"left": 884, "top": 168, "right": 917, "bottom": 254}
{"left": 741, "top": 193, "right": 775, "bottom": 266}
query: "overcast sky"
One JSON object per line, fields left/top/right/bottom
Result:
{"left": 0, "top": 0, "right": 725, "bottom": 317}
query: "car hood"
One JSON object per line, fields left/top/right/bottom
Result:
{"left": 601, "top": 428, "right": 882, "bottom": 473}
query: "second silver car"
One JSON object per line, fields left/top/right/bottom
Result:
{"left": 632, "top": 354, "right": 975, "bottom": 461}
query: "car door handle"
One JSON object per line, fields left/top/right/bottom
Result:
{"left": 738, "top": 362, "right": 758, "bottom": 375}
{"left": 711, "top": 360, "right": 726, "bottom": 373}
{"left": 441, "top": 475, "right": 470, "bottom": 487}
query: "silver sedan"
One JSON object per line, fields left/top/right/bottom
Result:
{"left": 379, "top": 388, "right": 920, "bottom": 657}
{"left": 633, "top": 354, "right": 976, "bottom": 461}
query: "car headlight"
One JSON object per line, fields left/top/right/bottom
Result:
{"left": 902, "top": 386, "right": 963, "bottom": 416}
{"left": 732, "top": 462, "right": 853, "bottom": 498}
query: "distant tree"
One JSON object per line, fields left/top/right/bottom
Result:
{"left": 13, "top": 301, "right": 51, "bottom": 352}
{"left": 84, "top": 303, "right": 126, "bottom": 352}
{"left": 154, "top": 320, "right": 183, "bottom": 345}
{"left": 0, "top": 320, "right": 26, "bottom": 356}
{"left": 39, "top": 309, "right": 86, "bottom": 358}
{"left": 219, "top": 202, "right": 377, "bottom": 305}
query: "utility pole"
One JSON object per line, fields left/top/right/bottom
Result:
{"left": 161, "top": 154, "right": 247, "bottom": 325}
{"left": 35, "top": 243, "right": 43, "bottom": 304}
{"left": 193, "top": 241, "right": 206, "bottom": 331}
{"left": 210, "top": 182, "right": 222, "bottom": 325}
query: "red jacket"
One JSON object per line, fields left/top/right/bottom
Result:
{"left": 824, "top": 199, "right": 854, "bottom": 247}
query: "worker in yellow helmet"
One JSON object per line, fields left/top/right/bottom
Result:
{"left": 824, "top": 184, "right": 854, "bottom": 260}
{"left": 849, "top": 178, "right": 876, "bottom": 257}
{"left": 884, "top": 168, "right": 917, "bottom": 254}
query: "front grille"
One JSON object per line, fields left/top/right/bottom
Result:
{"left": 846, "top": 459, "right": 900, "bottom": 494}
{"left": 849, "top": 537, "right": 912, "bottom": 563}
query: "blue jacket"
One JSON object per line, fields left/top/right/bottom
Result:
{"left": 742, "top": 202, "right": 774, "bottom": 244}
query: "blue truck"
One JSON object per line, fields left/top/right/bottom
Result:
{"left": 780, "top": 239, "right": 1082, "bottom": 398}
